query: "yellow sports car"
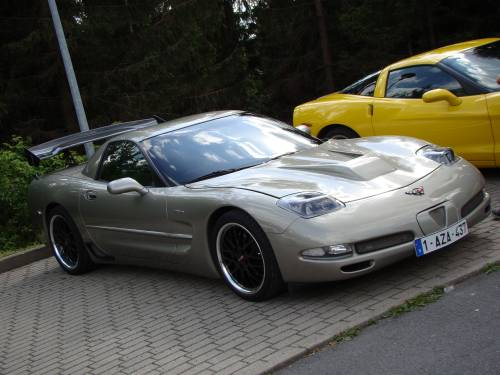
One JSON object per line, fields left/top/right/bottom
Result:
{"left": 293, "top": 38, "right": 500, "bottom": 167}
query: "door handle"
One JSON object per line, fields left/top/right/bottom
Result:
{"left": 84, "top": 190, "right": 97, "bottom": 201}
{"left": 368, "top": 104, "right": 374, "bottom": 116}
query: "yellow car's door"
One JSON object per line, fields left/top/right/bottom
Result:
{"left": 485, "top": 92, "right": 500, "bottom": 166}
{"left": 372, "top": 65, "right": 494, "bottom": 166}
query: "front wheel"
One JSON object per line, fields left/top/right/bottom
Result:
{"left": 212, "top": 210, "right": 286, "bottom": 301}
{"left": 48, "top": 206, "right": 94, "bottom": 275}
{"left": 322, "top": 126, "right": 358, "bottom": 140}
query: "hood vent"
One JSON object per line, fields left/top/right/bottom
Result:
{"left": 328, "top": 150, "right": 363, "bottom": 161}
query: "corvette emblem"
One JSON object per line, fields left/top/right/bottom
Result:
{"left": 405, "top": 186, "right": 425, "bottom": 196}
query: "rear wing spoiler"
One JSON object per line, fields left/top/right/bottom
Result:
{"left": 25, "top": 118, "right": 159, "bottom": 166}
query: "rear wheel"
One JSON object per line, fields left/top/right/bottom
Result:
{"left": 321, "top": 126, "right": 358, "bottom": 140}
{"left": 211, "top": 210, "right": 285, "bottom": 301}
{"left": 48, "top": 206, "right": 94, "bottom": 275}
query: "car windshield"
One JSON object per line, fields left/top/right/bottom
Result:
{"left": 442, "top": 40, "right": 500, "bottom": 91}
{"left": 143, "top": 114, "right": 320, "bottom": 184}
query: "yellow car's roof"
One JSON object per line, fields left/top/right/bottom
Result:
{"left": 387, "top": 38, "right": 500, "bottom": 70}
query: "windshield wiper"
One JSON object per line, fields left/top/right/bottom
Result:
{"left": 262, "top": 151, "right": 299, "bottom": 164}
{"left": 188, "top": 165, "right": 257, "bottom": 183}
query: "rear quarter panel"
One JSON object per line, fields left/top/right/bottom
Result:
{"left": 28, "top": 168, "right": 91, "bottom": 243}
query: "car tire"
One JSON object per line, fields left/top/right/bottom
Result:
{"left": 47, "top": 206, "right": 94, "bottom": 275}
{"left": 211, "top": 210, "right": 286, "bottom": 301}
{"left": 322, "top": 126, "right": 358, "bottom": 140}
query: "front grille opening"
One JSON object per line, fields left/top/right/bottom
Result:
{"left": 461, "top": 190, "right": 485, "bottom": 218}
{"left": 355, "top": 232, "right": 414, "bottom": 254}
{"left": 429, "top": 206, "right": 446, "bottom": 227}
{"left": 341, "top": 261, "right": 373, "bottom": 273}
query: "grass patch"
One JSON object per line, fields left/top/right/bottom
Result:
{"left": 328, "top": 327, "right": 361, "bottom": 347}
{"left": 482, "top": 262, "right": 500, "bottom": 274}
{"left": 322, "top": 287, "right": 445, "bottom": 351}
{"left": 382, "top": 287, "right": 444, "bottom": 319}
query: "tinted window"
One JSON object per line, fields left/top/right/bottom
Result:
{"left": 341, "top": 71, "right": 380, "bottom": 96}
{"left": 359, "top": 82, "right": 376, "bottom": 96}
{"left": 99, "top": 141, "right": 161, "bottom": 187}
{"left": 386, "top": 65, "right": 465, "bottom": 98}
{"left": 442, "top": 40, "right": 500, "bottom": 91}
{"left": 143, "top": 114, "right": 320, "bottom": 185}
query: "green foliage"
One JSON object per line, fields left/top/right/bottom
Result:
{"left": 0, "top": 136, "right": 84, "bottom": 252}
{"left": 329, "top": 327, "right": 362, "bottom": 346}
{"left": 382, "top": 287, "right": 444, "bottom": 318}
{"left": 483, "top": 262, "right": 500, "bottom": 274}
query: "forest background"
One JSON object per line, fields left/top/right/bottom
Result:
{"left": 1, "top": 0, "right": 499, "bottom": 143}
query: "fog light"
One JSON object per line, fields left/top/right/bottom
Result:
{"left": 302, "top": 244, "right": 353, "bottom": 258}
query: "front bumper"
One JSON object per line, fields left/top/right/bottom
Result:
{"left": 268, "top": 160, "right": 491, "bottom": 282}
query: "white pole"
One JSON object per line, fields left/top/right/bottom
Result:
{"left": 48, "top": 0, "right": 94, "bottom": 158}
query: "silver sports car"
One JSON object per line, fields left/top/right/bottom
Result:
{"left": 27, "top": 111, "right": 491, "bottom": 301}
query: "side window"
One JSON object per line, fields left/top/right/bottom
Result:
{"left": 99, "top": 141, "right": 161, "bottom": 187}
{"left": 359, "top": 82, "right": 376, "bottom": 97}
{"left": 341, "top": 71, "right": 380, "bottom": 97}
{"left": 386, "top": 65, "right": 465, "bottom": 99}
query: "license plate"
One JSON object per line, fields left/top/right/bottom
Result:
{"left": 414, "top": 219, "right": 468, "bottom": 257}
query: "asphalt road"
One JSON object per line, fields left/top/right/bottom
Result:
{"left": 278, "top": 270, "right": 500, "bottom": 375}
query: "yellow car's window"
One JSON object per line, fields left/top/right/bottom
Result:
{"left": 340, "top": 71, "right": 380, "bottom": 97}
{"left": 385, "top": 65, "right": 465, "bottom": 98}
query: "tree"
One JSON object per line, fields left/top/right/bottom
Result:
{"left": 314, "top": 0, "right": 334, "bottom": 90}
{"left": 1, "top": 0, "right": 500, "bottom": 144}
{"left": 0, "top": 0, "right": 81, "bottom": 143}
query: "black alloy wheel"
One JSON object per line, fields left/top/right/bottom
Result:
{"left": 212, "top": 210, "right": 285, "bottom": 301}
{"left": 48, "top": 206, "right": 94, "bottom": 274}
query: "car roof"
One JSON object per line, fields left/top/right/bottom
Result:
{"left": 386, "top": 37, "right": 499, "bottom": 70}
{"left": 111, "top": 110, "right": 244, "bottom": 143}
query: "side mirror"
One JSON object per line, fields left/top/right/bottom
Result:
{"left": 107, "top": 177, "right": 148, "bottom": 196}
{"left": 422, "top": 89, "right": 462, "bottom": 106}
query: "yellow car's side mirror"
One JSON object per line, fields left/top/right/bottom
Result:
{"left": 422, "top": 89, "right": 462, "bottom": 106}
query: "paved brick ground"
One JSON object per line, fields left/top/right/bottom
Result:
{"left": 1, "top": 171, "right": 499, "bottom": 375}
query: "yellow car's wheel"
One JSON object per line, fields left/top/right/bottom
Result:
{"left": 321, "top": 126, "right": 359, "bottom": 141}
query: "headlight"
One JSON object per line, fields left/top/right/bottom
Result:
{"left": 417, "top": 145, "right": 457, "bottom": 165}
{"left": 277, "top": 192, "right": 345, "bottom": 218}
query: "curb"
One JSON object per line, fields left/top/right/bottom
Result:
{"left": 263, "top": 257, "right": 500, "bottom": 375}
{"left": 0, "top": 246, "right": 50, "bottom": 274}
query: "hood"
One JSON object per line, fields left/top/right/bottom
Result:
{"left": 187, "top": 136, "right": 439, "bottom": 202}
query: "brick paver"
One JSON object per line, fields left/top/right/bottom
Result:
{"left": 1, "top": 172, "right": 499, "bottom": 375}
